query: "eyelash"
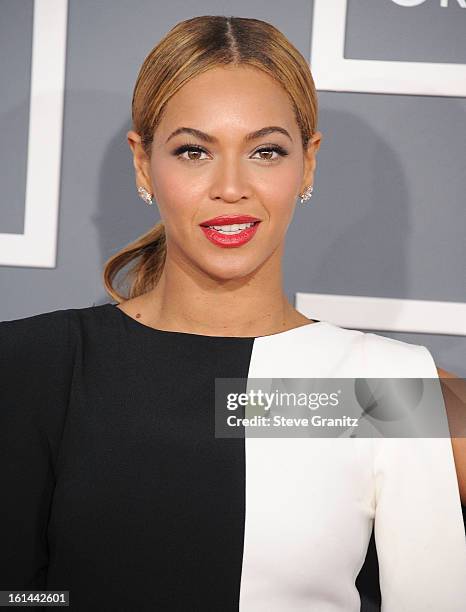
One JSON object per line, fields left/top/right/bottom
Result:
{"left": 172, "top": 143, "right": 289, "bottom": 163}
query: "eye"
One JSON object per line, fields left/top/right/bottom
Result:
{"left": 173, "top": 144, "right": 209, "bottom": 162}
{"left": 252, "top": 145, "right": 289, "bottom": 162}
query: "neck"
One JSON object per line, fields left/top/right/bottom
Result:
{"left": 134, "top": 250, "right": 307, "bottom": 337}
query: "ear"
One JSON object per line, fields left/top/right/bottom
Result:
{"left": 300, "top": 130, "right": 323, "bottom": 194}
{"left": 127, "top": 130, "right": 154, "bottom": 195}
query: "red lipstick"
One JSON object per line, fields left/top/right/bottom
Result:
{"left": 199, "top": 214, "right": 261, "bottom": 248}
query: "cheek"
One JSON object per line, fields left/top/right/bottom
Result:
{"left": 150, "top": 157, "right": 205, "bottom": 227}
{"left": 153, "top": 158, "right": 205, "bottom": 196}
{"left": 258, "top": 167, "right": 300, "bottom": 225}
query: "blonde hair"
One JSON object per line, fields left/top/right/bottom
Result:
{"left": 103, "top": 15, "right": 319, "bottom": 303}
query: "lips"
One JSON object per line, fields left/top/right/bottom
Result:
{"left": 199, "top": 214, "right": 261, "bottom": 227}
{"left": 200, "top": 223, "right": 260, "bottom": 248}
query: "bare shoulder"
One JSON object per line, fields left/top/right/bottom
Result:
{"left": 436, "top": 367, "right": 466, "bottom": 505}
{"left": 436, "top": 367, "right": 465, "bottom": 431}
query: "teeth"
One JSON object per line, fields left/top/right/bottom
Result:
{"left": 207, "top": 222, "right": 256, "bottom": 234}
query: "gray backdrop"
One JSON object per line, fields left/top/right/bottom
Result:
{"left": 1, "top": 2, "right": 465, "bottom": 609}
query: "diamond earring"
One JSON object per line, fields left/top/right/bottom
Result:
{"left": 299, "top": 185, "right": 313, "bottom": 204}
{"left": 137, "top": 186, "right": 153, "bottom": 206}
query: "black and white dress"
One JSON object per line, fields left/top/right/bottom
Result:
{"left": 1, "top": 303, "right": 465, "bottom": 611}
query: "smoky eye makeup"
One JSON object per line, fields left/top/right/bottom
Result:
{"left": 172, "top": 143, "right": 207, "bottom": 157}
{"left": 254, "top": 143, "right": 290, "bottom": 158}
{"left": 171, "top": 142, "right": 290, "bottom": 160}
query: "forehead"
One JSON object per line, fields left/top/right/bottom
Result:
{"left": 157, "top": 65, "right": 297, "bottom": 136}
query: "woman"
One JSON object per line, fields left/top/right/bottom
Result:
{"left": 1, "top": 15, "right": 465, "bottom": 612}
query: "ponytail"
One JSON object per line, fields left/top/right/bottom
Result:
{"left": 103, "top": 222, "right": 166, "bottom": 303}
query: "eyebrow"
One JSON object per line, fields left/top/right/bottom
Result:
{"left": 165, "top": 125, "right": 293, "bottom": 144}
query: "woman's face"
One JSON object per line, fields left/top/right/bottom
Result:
{"left": 129, "top": 65, "right": 321, "bottom": 282}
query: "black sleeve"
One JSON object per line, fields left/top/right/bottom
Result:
{"left": 0, "top": 309, "right": 74, "bottom": 589}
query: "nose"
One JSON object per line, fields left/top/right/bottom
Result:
{"left": 208, "top": 155, "right": 252, "bottom": 203}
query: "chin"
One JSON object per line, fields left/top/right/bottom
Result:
{"left": 198, "top": 259, "right": 262, "bottom": 283}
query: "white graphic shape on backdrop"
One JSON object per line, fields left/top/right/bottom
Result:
{"left": 295, "top": 294, "right": 466, "bottom": 336}
{"left": 311, "top": 0, "right": 466, "bottom": 97}
{"left": 0, "top": 0, "right": 68, "bottom": 268}
{"left": 391, "top": 1, "right": 466, "bottom": 6}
